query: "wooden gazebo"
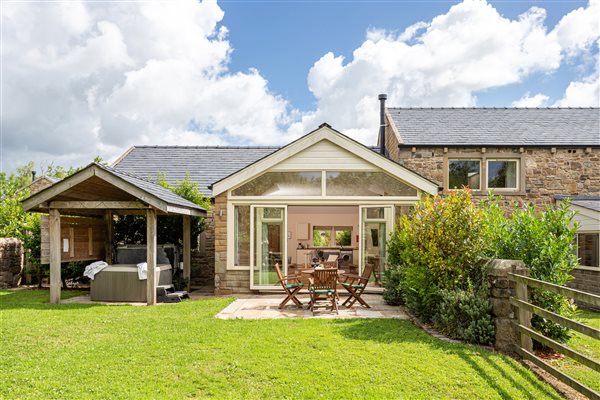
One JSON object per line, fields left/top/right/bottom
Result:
{"left": 22, "top": 163, "right": 206, "bottom": 305}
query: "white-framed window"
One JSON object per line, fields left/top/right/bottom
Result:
{"left": 448, "top": 159, "right": 481, "bottom": 190}
{"left": 312, "top": 226, "right": 353, "bottom": 247}
{"left": 233, "top": 205, "right": 251, "bottom": 266}
{"left": 487, "top": 159, "right": 519, "bottom": 191}
{"left": 577, "top": 232, "right": 599, "bottom": 269}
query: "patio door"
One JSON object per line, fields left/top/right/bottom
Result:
{"left": 359, "top": 206, "right": 393, "bottom": 286}
{"left": 250, "top": 205, "right": 287, "bottom": 289}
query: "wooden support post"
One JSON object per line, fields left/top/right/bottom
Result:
{"left": 515, "top": 266, "right": 533, "bottom": 352}
{"left": 48, "top": 208, "right": 61, "bottom": 304}
{"left": 104, "top": 211, "right": 113, "bottom": 264}
{"left": 183, "top": 215, "right": 191, "bottom": 290}
{"left": 146, "top": 208, "right": 157, "bottom": 306}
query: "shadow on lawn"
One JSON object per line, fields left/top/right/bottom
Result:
{"left": 0, "top": 289, "right": 101, "bottom": 311}
{"left": 334, "top": 318, "right": 562, "bottom": 400}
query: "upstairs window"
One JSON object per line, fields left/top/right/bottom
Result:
{"left": 488, "top": 160, "right": 519, "bottom": 190}
{"left": 448, "top": 160, "right": 481, "bottom": 190}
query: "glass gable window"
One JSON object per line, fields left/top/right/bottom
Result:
{"left": 232, "top": 172, "right": 322, "bottom": 196}
{"left": 578, "top": 233, "right": 599, "bottom": 268}
{"left": 448, "top": 160, "right": 481, "bottom": 190}
{"left": 234, "top": 206, "right": 250, "bottom": 266}
{"left": 326, "top": 172, "right": 417, "bottom": 196}
{"left": 488, "top": 160, "right": 518, "bottom": 190}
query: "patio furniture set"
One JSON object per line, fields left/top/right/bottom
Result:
{"left": 275, "top": 261, "right": 374, "bottom": 315}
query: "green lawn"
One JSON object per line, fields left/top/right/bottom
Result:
{"left": 549, "top": 308, "right": 600, "bottom": 392}
{"left": 0, "top": 290, "right": 562, "bottom": 399}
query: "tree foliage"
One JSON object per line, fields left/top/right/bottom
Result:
{"left": 113, "top": 172, "right": 211, "bottom": 246}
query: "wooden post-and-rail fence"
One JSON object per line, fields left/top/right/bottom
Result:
{"left": 508, "top": 271, "right": 600, "bottom": 400}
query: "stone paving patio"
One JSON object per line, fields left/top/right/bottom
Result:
{"left": 215, "top": 293, "right": 409, "bottom": 319}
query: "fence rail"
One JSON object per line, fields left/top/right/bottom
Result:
{"left": 508, "top": 272, "right": 600, "bottom": 400}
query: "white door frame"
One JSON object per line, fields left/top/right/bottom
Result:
{"left": 250, "top": 204, "right": 287, "bottom": 290}
{"left": 358, "top": 205, "right": 394, "bottom": 275}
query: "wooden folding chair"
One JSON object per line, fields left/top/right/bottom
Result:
{"left": 275, "top": 263, "right": 304, "bottom": 309}
{"left": 341, "top": 263, "right": 374, "bottom": 308}
{"left": 309, "top": 268, "right": 339, "bottom": 315}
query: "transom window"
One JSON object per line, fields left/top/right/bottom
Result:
{"left": 231, "top": 170, "right": 418, "bottom": 197}
{"left": 232, "top": 172, "right": 321, "bottom": 196}
{"left": 448, "top": 160, "right": 481, "bottom": 190}
{"left": 326, "top": 171, "right": 417, "bottom": 196}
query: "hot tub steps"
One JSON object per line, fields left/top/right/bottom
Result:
{"left": 156, "top": 285, "right": 189, "bottom": 303}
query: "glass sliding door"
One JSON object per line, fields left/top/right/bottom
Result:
{"left": 360, "top": 206, "right": 393, "bottom": 287}
{"left": 250, "top": 206, "right": 287, "bottom": 288}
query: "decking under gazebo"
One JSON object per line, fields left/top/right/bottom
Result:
{"left": 21, "top": 162, "right": 206, "bottom": 305}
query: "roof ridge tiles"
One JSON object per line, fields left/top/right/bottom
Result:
{"left": 386, "top": 106, "right": 599, "bottom": 110}
{"left": 132, "top": 145, "right": 282, "bottom": 149}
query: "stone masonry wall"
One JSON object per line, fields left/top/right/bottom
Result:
{"left": 213, "top": 193, "right": 251, "bottom": 295}
{"left": 488, "top": 259, "right": 527, "bottom": 354}
{"left": 568, "top": 268, "right": 600, "bottom": 310}
{"left": 190, "top": 213, "right": 215, "bottom": 287}
{"left": 384, "top": 114, "right": 600, "bottom": 206}
{"left": 398, "top": 146, "right": 599, "bottom": 207}
{"left": 0, "top": 238, "right": 24, "bottom": 288}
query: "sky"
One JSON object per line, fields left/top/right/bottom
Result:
{"left": 1, "top": 0, "right": 599, "bottom": 174}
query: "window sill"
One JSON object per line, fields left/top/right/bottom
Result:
{"left": 445, "top": 190, "right": 526, "bottom": 196}
{"left": 576, "top": 266, "right": 600, "bottom": 272}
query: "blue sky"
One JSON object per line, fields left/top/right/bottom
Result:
{"left": 221, "top": 1, "right": 593, "bottom": 110}
{"left": 1, "top": 0, "right": 599, "bottom": 172}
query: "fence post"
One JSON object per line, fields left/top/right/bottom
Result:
{"left": 514, "top": 264, "right": 533, "bottom": 352}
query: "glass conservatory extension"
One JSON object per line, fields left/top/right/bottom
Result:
{"left": 226, "top": 170, "right": 420, "bottom": 290}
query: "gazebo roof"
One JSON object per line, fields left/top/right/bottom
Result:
{"left": 22, "top": 162, "right": 206, "bottom": 216}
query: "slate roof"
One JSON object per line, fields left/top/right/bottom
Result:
{"left": 387, "top": 108, "right": 600, "bottom": 147}
{"left": 95, "top": 163, "right": 205, "bottom": 211}
{"left": 555, "top": 195, "right": 600, "bottom": 212}
{"left": 113, "top": 146, "right": 280, "bottom": 197}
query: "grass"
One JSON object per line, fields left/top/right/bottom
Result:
{"left": 548, "top": 308, "right": 600, "bottom": 392}
{"left": 0, "top": 289, "right": 563, "bottom": 400}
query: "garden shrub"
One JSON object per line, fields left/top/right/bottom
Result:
{"left": 432, "top": 285, "right": 495, "bottom": 345}
{"left": 385, "top": 190, "right": 494, "bottom": 343}
{"left": 382, "top": 267, "right": 403, "bottom": 305}
{"left": 483, "top": 198, "right": 579, "bottom": 343}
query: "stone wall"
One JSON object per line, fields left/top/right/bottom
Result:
{"left": 384, "top": 114, "right": 600, "bottom": 206}
{"left": 568, "top": 268, "right": 600, "bottom": 310}
{"left": 190, "top": 213, "right": 215, "bottom": 287}
{"left": 488, "top": 259, "right": 527, "bottom": 354}
{"left": 212, "top": 193, "right": 252, "bottom": 295}
{"left": 0, "top": 238, "right": 24, "bottom": 288}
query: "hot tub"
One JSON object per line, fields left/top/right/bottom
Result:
{"left": 90, "top": 264, "right": 172, "bottom": 302}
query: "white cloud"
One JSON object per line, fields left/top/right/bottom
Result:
{"left": 302, "top": 0, "right": 599, "bottom": 143}
{"left": 554, "top": 72, "right": 600, "bottom": 107}
{"left": 1, "top": 0, "right": 297, "bottom": 172}
{"left": 2, "top": 0, "right": 599, "bottom": 173}
{"left": 511, "top": 93, "right": 550, "bottom": 107}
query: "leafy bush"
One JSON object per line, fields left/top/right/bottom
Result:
{"left": 382, "top": 268, "right": 403, "bottom": 306}
{"left": 433, "top": 286, "right": 495, "bottom": 345}
{"left": 483, "top": 198, "right": 579, "bottom": 343}
{"left": 385, "top": 189, "right": 493, "bottom": 343}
